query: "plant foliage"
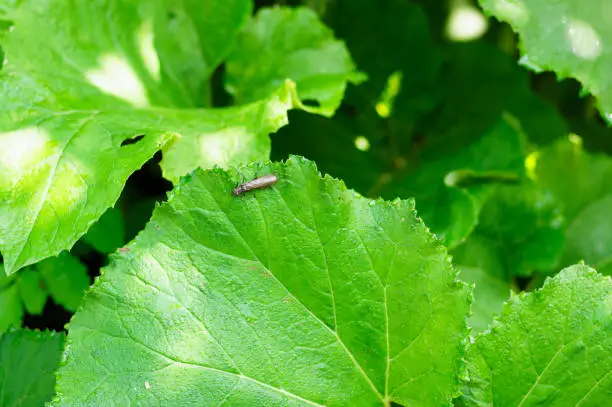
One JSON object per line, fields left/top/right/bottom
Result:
{"left": 1, "top": 0, "right": 611, "bottom": 405}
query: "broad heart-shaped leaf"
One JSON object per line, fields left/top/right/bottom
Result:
{"left": 0, "top": 0, "right": 312, "bottom": 274}
{"left": 379, "top": 116, "right": 527, "bottom": 249}
{"left": 53, "top": 157, "right": 470, "bottom": 406}
{"left": 0, "top": 329, "right": 65, "bottom": 407}
{"left": 478, "top": 0, "right": 612, "bottom": 122}
{"left": 460, "top": 265, "right": 612, "bottom": 406}
{"left": 225, "top": 6, "right": 366, "bottom": 117}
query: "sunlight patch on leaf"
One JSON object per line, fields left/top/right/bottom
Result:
{"left": 565, "top": 19, "right": 602, "bottom": 60}
{"left": 85, "top": 54, "right": 150, "bottom": 108}
{"left": 137, "top": 19, "right": 160, "bottom": 81}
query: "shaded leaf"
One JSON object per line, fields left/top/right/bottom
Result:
{"left": 53, "top": 157, "right": 470, "bottom": 406}
{"left": 535, "top": 137, "right": 612, "bottom": 221}
{"left": 0, "top": 329, "right": 65, "bottom": 407}
{"left": 0, "top": 280, "right": 22, "bottom": 333}
{"left": 380, "top": 117, "right": 527, "bottom": 248}
{"left": 563, "top": 193, "right": 612, "bottom": 275}
{"left": 37, "top": 252, "right": 90, "bottom": 312}
{"left": 83, "top": 207, "right": 126, "bottom": 254}
{"left": 17, "top": 268, "right": 48, "bottom": 315}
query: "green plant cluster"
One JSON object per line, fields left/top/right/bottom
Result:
{"left": 0, "top": 0, "right": 611, "bottom": 406}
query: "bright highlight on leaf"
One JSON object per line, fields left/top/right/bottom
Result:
{"left": 53, "top": 157, "right": 470, "bottom": 406}
{"left": 85, "top": 54, "right": 151, "bottom": 108}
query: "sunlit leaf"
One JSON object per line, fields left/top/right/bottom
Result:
{"left": 53, "top": 157, "right": 470, "bottom": 406}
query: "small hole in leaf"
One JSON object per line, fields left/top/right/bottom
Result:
{"left": 121, "top": 134, "right": 145, "bottom": 147}
{"left": 167, "top": 10, "right": 177, "bottom": 20}
{"left": 302, "top": 99, "right": 320, "bottom": 107}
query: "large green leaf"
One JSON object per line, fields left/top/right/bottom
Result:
{"left": 53, "top": 157, "right": 470, "bottom": 406}
{"left": 478, "top": 0, "right": 612, "bottom": 122}
{"left": 0, "top": 329, "right": 65, "bottom": 407}
{"left": 461, "top": 265, "right": 612, "bottom": 406}
{"left": 0, "top": 0, "right": 322, "bottom": 274}
{"left": 225, "top": 6, "right": 366, "bottom": 117}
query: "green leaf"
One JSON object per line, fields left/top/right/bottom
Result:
{"left": 225, "top": 6, "right": 366, "bottom": 117}
{"left": 457, "top": 266, "right": 512, "bottom": 333}
{"left": 37, "top": 252, "right": 90, "bottom": 312}
{"left": 380, "top": 116, "right": 527, "bottom": 248}
{"left": 154, "top": 0, "right": 253, "bottom": 107}
{"left": 159, "top": 81, "right": 301, "bottom": 182}
{"left": 479, "top": 0, "right": 612, "bottom": 122}
{"left": 563, "top": 193, "right": 612, "bottom": 274}
{"left": 474, "top": 183, "right": 565, "bottom": 276}
{"left": 535, "top": 137, "right": 612, "bottom": 221}
{"left": 53, "top": 157, "right": 470, "bottom": 406}
{"left": 17, "top": 268, "right": 48, "bottom": 315}
{"left": 0, "top": 0, "right": 310, "bottom": 274}
{"left": 0, "top": 329, "right": 65, "bottom": 407}
{"left": 0, "top": 280, "right": 23, "bottom": 333}
{"left": 83, "top": 207, "right": 125, "bottom": 254}
{"left": 461, "top": 265, "right": 612, "bottom": 406}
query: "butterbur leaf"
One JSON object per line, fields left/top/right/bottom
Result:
{"left": 0, "top": 329, "right": 65, "bottom": 407}
{"left": 461, "top": 265, "right": 612, "bottom": 406}
{"left": 53, "top": 157, "right": 470, "bottom": 406}
{"left": 37, "top": 252, "right": 90, "bottom": 312}
{"left": 457, "top": 266, "right": 512, "bottom": 333}
{"left": 17, "top": 268, "right": 48, "bottom": 315}
{"left": 535, "top": 137, "right": 612, "bottom": 222}
{"left": 563, "top": 193, "right": 612, "bottom": 274}
{"left": 83, "top": 207, "right": 126, "bottom": 254}
{"left": 0, "top": 280, "right": 22, "bottom": 333}
{"left": 0, "top": 0, "right": 316, "bottom": 274}
{"left": 478, "top": 0, "right": 612, "bottom": 122}
{"left": 475, "top": 183, "right": 565, "bottom": 277}
{"left": 225, "top": 6, "right": 366, "bottom": 117}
